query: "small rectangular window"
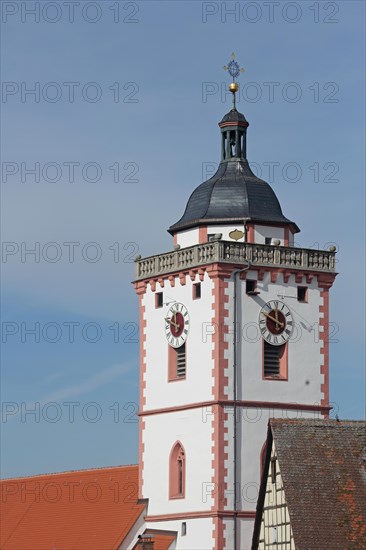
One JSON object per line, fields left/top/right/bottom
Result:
{"left": 208, "top": 234, "right": 216, "bottom": 242}
{"left": 297, "top": 286, "right": 308, "bottom": 303}
{"left": 265, "top": 237, "right": 272, "bottom": 245}
{"left": 246, "top": 280, "right": 258, "bottom": 295}
{"left": 181, "top": 522, "right": 187, "bottom": 536}
{"left": 155, "top": 292, "right": 163, "bottom": 308}
{"left": 193, "top": 282, "right": 201, "bottom": 300}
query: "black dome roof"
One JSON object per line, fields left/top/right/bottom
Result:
{"left": 169, "top": 159, "right": 299, "bottom": 234}
{"left": 220, "top": 109, "right": 248, "bottom": 124}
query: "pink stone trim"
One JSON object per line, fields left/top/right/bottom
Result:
{"left": 169, "top": 441, "right": 186, "bottom": 499}
{"left": 318, "top": 273, "right": 335, "bottom": 416}
{"left": 138, "top": 400, "right": 330, "bottom": 417}
{"left": 199, "top": 226, "right": 208, "bottom": 244}
{"left": 134, "top": 282, "right": 147, "bottom": 499}
{"left": 247, "top": 224, "right": 255, "bottom": 243}
{"left": 209, "top": 266, "right": 231, "bottom": 549}
{"left": 145, "top": 510, "right": 256, "bottom": 521}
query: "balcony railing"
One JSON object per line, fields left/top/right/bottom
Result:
{"left": 134, "top": 241, "right": 336, "bottom": 281}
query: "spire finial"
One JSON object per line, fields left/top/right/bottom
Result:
{"left": 223, "top": 52, "right": 245, "bottom": 110}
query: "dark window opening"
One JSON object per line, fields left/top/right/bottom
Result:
{"left": 246, "top": 279, "right": 259, "bottom": 295}
{"left": 264, "top": 342, "right": 285, "bottom": 377}
{"left": 298, "top": 286, "right": 308, "bottom": 303}
{"left": 193, "top": 282, "right": 201, "bottom": 299}
{"left": 230, "top": 130, "right": 236, "bottom": 157}
{"left": 155, "top": 292, "right": 163, "bottom": 308}
{"left": 271, "top": 457, "right": 277, "bottom": 484}
{"left": 176, "top": 344, "right": 186, "bottom": 378}
{"left": 178, "top": 458, "right": 183, "bottom": 494}
{"left": 181, "top": 522, "right": 187, "bottom": 536}
{"left": 265, "top": 237, "right": 272, "bottom": 245}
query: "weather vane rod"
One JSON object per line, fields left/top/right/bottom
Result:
{"left": 223, "top": 52, "right": 245, "bottom": 110}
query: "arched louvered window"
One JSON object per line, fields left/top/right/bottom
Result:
{"left": 169, "top": 442, "right": 185, "bottom": 499}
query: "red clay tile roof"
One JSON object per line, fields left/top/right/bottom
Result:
{"left": 0, "top": 465, "right": 145, "bottom": 550}
{"left": 151, "top": 532, "right": 177, "bottom": 550}
{"left": 254, "top": 419, "right": 366, "bottom": 550}
{"left": 132, "top": 530, "right": 177, "bottom": 550}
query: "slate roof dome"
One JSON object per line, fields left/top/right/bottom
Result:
{"left": 169, "top": 108, "right": 299, "bottom": 234}
{"left": 220, "top": 109, "right": 248, "bottom": 124}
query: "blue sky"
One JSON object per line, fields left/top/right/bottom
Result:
{"left": 1, "top": 0, "right": 365, "bottom": 478}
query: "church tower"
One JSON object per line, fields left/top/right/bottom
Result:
{"left": 134, "top": 55, "right": 337, "bottom": 550}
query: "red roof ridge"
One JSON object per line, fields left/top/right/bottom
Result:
{"left": 269, "top": 418, "right": 364, "bottom": 425}
{"left": 0, "top": 463, "right": 138, "bottom": 482}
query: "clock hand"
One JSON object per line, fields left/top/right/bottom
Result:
{"left": 262, "top": 311, "right": 284, "bottom": 328}
{"left": 274, "top": 306, "right": 281, "bottom": 329}
{"left": 165, "top": 317, "right": 179, "bottom": 329}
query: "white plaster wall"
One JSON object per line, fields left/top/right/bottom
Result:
{"left": 224, "top": 517, "right": 235, "bottom": 549}
{"left": 143, "top": 272, "right": 215, "bottom": 410}
{"left": 238, "top": 271, "right": 324, "bottom": 403}
{"left": 254, "top": 225, "right": 285, "bottom": 245}
{"left": 176, "top": 228, "right": 199, "bottom": 248}
{"left": 208, "top": 224, "right": 246, "bottom": 242}
{"left": 142, "top": 408, "right": 214, "bottom": 515}
{"left": 223, "top": 279, "right": 235, "bottom": 401}
{"left": 239, "top": 518, "right": 256, "bottom": 550}
{"left": 223, "top": 406, "right": 235, "bottom": 512}
{"left": 222, "top": 278, "right": 236, "bottom": 515}
{"left": 145, "top": 518, "right": 214, "bottom": 550}
{"left": 176, "top": 224, "right": 247, "bottom": 247}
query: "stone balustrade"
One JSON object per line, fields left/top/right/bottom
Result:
{"left": 135, "top": 241, "right": 336, "bottom": 281}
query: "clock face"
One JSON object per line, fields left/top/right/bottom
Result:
{"left": 258, "top": 300, "right": 293, "bottom": 346}
{"left": 165, "top": 302, "right": 190, "bottom": 348}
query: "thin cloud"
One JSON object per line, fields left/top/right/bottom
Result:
{"left": 2, "top": 362, "right": 135, "bottom": 423}
{"left": 42, "top": 362, "right": 134, "bottom": 403}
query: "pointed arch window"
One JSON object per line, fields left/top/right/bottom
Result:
{"left": 169, "top": 442, "right": 186, "bottom": 499}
